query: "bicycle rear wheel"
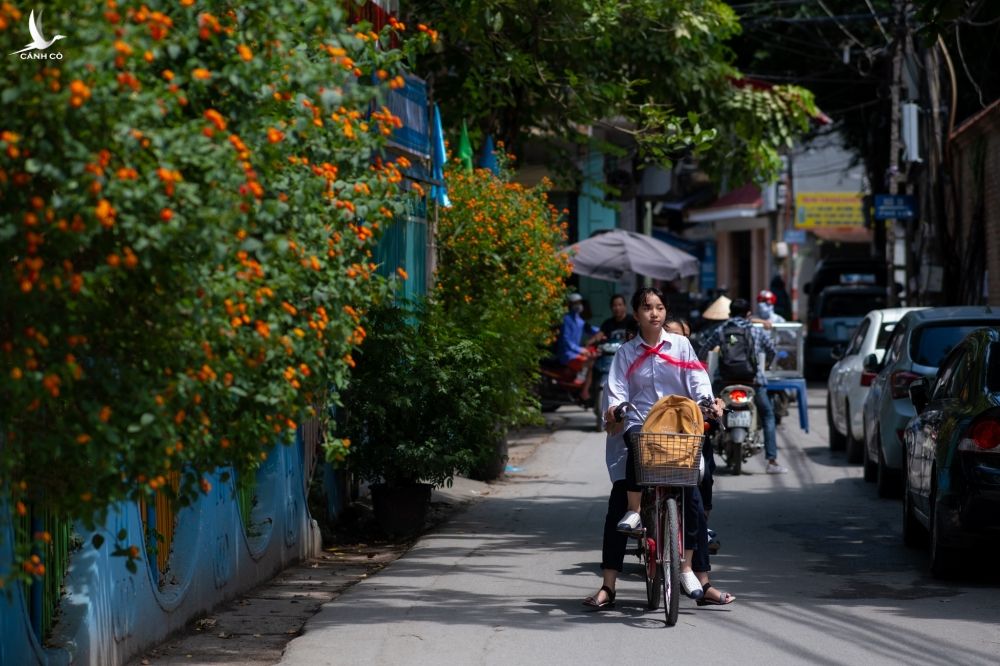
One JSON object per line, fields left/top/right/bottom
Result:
{"left": 662, "top": 497, "right": 680, "bottom": 626}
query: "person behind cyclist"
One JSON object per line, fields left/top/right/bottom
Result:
{"left": 583, "top": 287, "right": 722, "bottom": 610}
{"left": 555, "top": 293, "right": 603, "bottom": 401}
{"left": 696, "top": 298, "right": 787, "bottom": 474}
{"left": 665, "top": 319, "right": 734, "bottom": 605}
{"left": 599, "top": 294, "right": 636, "bottom": 344}
{"left": 755, "top": 289, "right": 785, "bottom": 324}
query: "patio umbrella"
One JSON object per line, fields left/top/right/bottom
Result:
{"left": 563, "top": 229, "right": 700, "bottom": 282}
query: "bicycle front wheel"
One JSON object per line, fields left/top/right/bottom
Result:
{"left": 642, "top": 503, "right": 662, "bottom": 609}
{"left": 662, "top": 497, "right": 680, "bottom": 626}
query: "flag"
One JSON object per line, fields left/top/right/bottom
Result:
{"left": 457, "top": 121, "right": 473, "bottom": 173}
{"left": 430, "top": 104, "right": 451, "bottom": 207}
{"left": 478, "top": 134, "right": 499, "bottom": 175}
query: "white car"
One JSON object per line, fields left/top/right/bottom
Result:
{"left": 826, "top": 308, "right": 925, "bottom": 463}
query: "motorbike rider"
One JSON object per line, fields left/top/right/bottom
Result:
{"left": 599, "top": 294, "right": 636, "bottom": 344}
{"left": 556, "top": 293, "right": 602, "bottom": 402}
{"left": 697, "top": 298, "right": 787, "bottom": 474}
{"left": 583, "top": 287, "right": 724, "bottom": 610}
{"left": 755, "top": 289, "right": 786, "bottom": 323}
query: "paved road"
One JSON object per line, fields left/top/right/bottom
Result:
{"left": 281, "top": 388, "right": 1000, "bottom": 665}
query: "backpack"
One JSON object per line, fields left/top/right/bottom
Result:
{"left": 718, "top": 322, "right": 757, "bottom": 382}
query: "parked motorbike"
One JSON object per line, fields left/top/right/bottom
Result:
{"left": 538, "top": 348, "right": 597, "bottom": 413}
{"left": 590, "top": 339, "right": 623, "bottom": 430}
{"left": 714, "top": 384, "right": 763, "bottom": 475}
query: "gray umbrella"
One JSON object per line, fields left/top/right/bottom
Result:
{"left": 563, "top": 229, "right": 700, "bottom": 282}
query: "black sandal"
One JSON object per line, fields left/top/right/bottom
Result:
{"left": 696, "top": 582, "right": 735, "bottom": 606}
{"left": 582, "top": 585, "right": 616, "bottom": 610}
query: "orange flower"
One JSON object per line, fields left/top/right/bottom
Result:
{"left": 267, "top": 127, "right": 284, "bottom": 143}
{"left": 203, "top": 108, "right": 227, "bottom": 131}
{"left": 159, "top": 208, "right": 173, "bottom": 222}
{"left": 99, "top": 405, "right": 112, "bottom": 422}
{"left": 162, "top": 69, "right": 174, "bottom": 81}
{"left": 237, "top": 44, "right": 252, "bottom": 61}
{"left": 76, "top": 433, "right": 91, "bottom": 445}
{"left": 107, "top": 253, "right": 121, "bottom": 268}
{"left": 396, "top": 267, "right": 408, "bottom": 280}
{"left": 192, "top": 68, "right": 212, "bottom": 80}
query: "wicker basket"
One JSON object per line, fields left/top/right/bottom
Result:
{"left": 632, "top": 432, "right": 704, "bottom": 486}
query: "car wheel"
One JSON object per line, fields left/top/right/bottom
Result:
{"left": 827, "top": 394, "right": 846, "bottom": 451}
{"left": 862, "top": 423, "right": 878, "bottom": 482}
{"left": 845, "top": 402, "right": 864, "bottom": 464}
{"left": 902, "top": 460, "right": 927, "bottom": 548}
{"left": 876, "top": 443, "right": 901, "bottom": 499}
{"left": 929, "top": 495, "right": 958, "bottom": 579}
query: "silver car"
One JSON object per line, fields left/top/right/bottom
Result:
{"left": 861, "top": 307, "right": 1000, "bottom": 498}
{"left": 827, "top": 307, "right": 925, "bottom": 463}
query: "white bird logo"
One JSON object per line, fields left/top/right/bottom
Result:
{"left": 10, "top": 9, "right": 65, "bottom": 55}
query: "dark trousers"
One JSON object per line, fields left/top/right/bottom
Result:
{"left": 601, "top": 431, "right": 706, "bottom": 572}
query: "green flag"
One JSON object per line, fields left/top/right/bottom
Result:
{"left": 457, "top": 121, "right": 473, "bottom": 172}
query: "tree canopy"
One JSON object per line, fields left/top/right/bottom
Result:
{"left": 405, "top": 0, "right": 819, "bottom": 184}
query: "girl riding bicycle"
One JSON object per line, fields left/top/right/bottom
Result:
{"left": 583, "top": 287, "right": 728, "bottom": 610}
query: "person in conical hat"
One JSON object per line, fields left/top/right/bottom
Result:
{"left": 701, "top": 295, "right": 732, "bottom": 321}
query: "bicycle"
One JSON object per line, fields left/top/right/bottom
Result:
{"left": 614, "top": 400, "right": 711, "bottom": 627}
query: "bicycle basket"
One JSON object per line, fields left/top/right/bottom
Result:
{"left": 632, "top": 432, "right": 704, "bottom": 486}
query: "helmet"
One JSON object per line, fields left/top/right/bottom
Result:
{"left": 757, "top": 289, "right": 777, "bottom": 305}
{"left": 567, "top": 292, "right": 583, "bottom": 303}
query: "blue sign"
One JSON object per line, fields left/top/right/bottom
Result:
{"left": 784, "top": 229, "right": 807, "bottom": 244}
{"left": 874, "top": 194, "right": 916, "bottom": 220}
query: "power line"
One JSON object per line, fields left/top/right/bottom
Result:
{"left": 954, "top": 23, "right": 987, "bottom": 108}
{"left": 864, "top": 0, "right": 891, "bottom": 44}
{"left": 815, "top": 0, "right": 868, "bottom": 50}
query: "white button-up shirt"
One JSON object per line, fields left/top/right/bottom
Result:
{"left": 606, "top": 330, "right": 714, "bottom": 433}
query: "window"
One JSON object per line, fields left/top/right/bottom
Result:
{"left": 883, "top": 322, "right": 907, "bottom": 367}
{"left": 910, "top": 322, "right": 1000, "bottom": 368}
{"left": 846, "top": 318, "right": 870, "bottom": 356}
{"left": 876, "top": 323, "right": 896, "bottom": 349}
{"left": 988, "top": 342, "right": 1000, "bottom": 393}
{"left": 819, "top": 293, "right": 887, "bottom": 317}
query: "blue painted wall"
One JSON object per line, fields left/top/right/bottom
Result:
{"left": 577, "top": 150, "right": 620, "bottom": 324}
{"left": 0, "top": 433, "right": 317, "bottom": 666}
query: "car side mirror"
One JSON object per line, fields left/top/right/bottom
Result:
{"left": 862, "top": 353, "right": 881, "bottom": 373}
{"left": 831, "top": 344, "right": 845, "bottom": 361}
{"left": 909, "top": 377, "right": 929, "bottom": 413}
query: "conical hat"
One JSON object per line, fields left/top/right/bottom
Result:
{"left": 701, "top": 295, "right": 732, "bottom": 321}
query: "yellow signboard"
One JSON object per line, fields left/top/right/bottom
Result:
{"left": 794, "top": 192, "right": 864, "bottom": 228}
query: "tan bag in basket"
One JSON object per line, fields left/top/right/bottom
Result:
{"left": 640, "top": 395, "right": 704, "bottom": 469}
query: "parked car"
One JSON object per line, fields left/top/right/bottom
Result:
{"left": 902, "top": 326, "right": 1000, "bottom": 577}
{"left": 803, "top": 257, "right": 886, "bottom": 320}
{"left": 862, "top": 306, "right": 1000, "bottom": 498}
{"left": 805, "top": 285, "right": 887, "bottom": 378}
{"left": 827, "top": 307, "right": 926, "bottom": 462}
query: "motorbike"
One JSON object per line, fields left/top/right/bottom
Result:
{"left": 590, "top": 339, "right": 623, "bottom": 431}
{"left": 538, "top": 347, "right": 598, "bottom": 413}
{"left": 714, "top": 384, "right": 763, "bottom": 475}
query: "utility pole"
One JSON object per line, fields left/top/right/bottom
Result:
{"left": 885, "top": 0, "right": 905, "bottom": 307}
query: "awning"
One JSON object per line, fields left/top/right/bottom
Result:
{"left": 684, "top": 184, "right": 762, "bottom": 224}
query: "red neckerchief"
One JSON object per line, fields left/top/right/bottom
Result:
{"left": 625, "top": 338, "right": 708, "bottom": 379}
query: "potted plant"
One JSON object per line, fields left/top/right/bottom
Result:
{"left": 341, "top": 304, "right": 489, "bottom": 537}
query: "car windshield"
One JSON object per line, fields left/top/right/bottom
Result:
{"left": 989, "top": 343, "right": 1000, "bottom": 393}
{"left": 876, "top": 322, "right": 896, "bottom": 349}
{"left": 820, "top": 293, "right": 886, "bottom": 317}
{"left": 910, "top": 323, "right": 997, "bottom": 367}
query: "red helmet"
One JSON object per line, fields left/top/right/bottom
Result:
{"left": 757, "top": 289, "right": 777, "bottom": 305}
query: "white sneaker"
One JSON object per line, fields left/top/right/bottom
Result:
{"left": 616, "top": 511, "right": 642, "bottom": 533}
{"left": 680, "top": 570, "right": 705, "bottom": 600}
{"left": 766, "top": 462, "right": 788, "bottom": 474}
